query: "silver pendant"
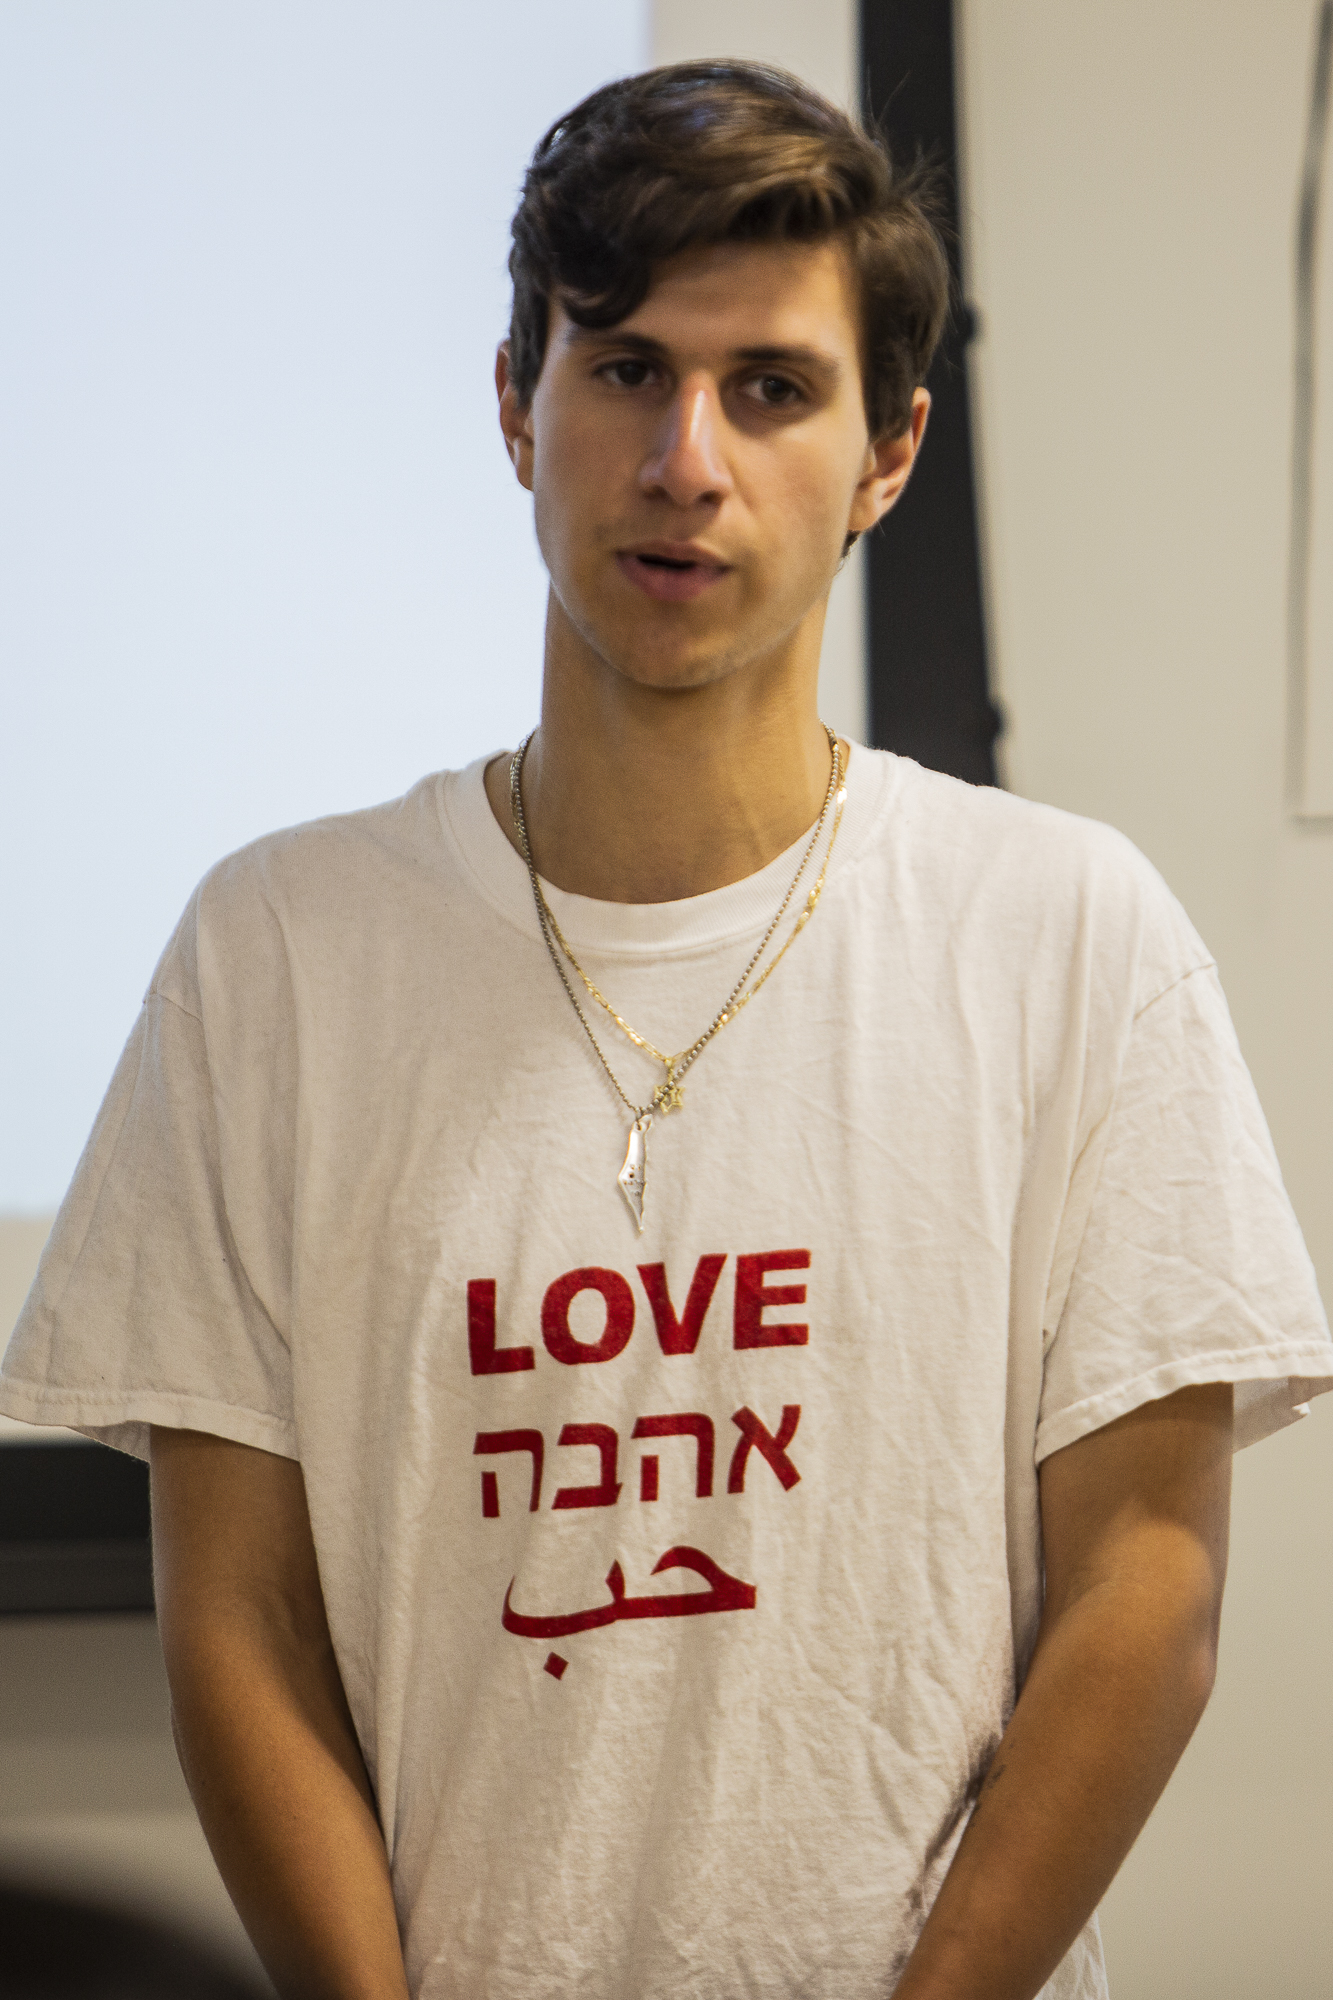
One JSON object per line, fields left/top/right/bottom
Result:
{"left": 617, "top": 1116, "right": 651, "bottom": 1233}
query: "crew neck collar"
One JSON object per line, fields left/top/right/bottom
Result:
{"left": 439, "top": 743, "right": 897, "bottom": 960}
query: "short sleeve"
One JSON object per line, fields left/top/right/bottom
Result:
{"left": 0, "top": 985, "right": 297, "bottom": 1464}
{"left": 1036, "top": 965, "right": 1333, "bottom": 1462}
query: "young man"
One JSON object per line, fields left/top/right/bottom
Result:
{"left": 3, "top": 60, "right": 1330, "bottom": 2000}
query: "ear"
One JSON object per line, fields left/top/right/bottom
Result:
{"left": 496, "top": 341, "right": 536, "bottom": 493}
{"left": 845, "top": 387, "right": 931, "bottom": 538}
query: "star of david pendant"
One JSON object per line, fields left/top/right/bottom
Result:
{"left": 617, "top": 1115, "right": 651, "bottom": 1233}
{"left": 652, "top": 1074, "right": 685, "bottom": 1114}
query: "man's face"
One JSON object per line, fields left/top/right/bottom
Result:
{"left": 499, "top": 236, "right": 919, "bottom": 692}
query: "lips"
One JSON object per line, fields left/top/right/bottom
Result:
{"left": 616, "top": 548, "right": 731, "bottom": 604}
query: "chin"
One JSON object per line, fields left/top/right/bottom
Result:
{"left": 554, "top": 588, "right": 741, "bottom": 691}
{"left": 601, "top": 624, "right": 764, "bottom": 693}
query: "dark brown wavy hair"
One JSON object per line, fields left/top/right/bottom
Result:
{"left": 507, "top": 60, "right": 950, "bottom": 441}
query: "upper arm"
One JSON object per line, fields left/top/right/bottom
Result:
{"left": 150, "top": 1426, "right": 328, "bottom": 1652}
{"left": 1037, "top": 1382, "right": 1233, "bottom": 1653}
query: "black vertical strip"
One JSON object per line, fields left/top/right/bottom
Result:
{"left": 861, "top": 1, "right": 1001, "bottom": 783}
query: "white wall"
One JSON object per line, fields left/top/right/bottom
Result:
{"left": 960, "top": 2, "right": 1333, "bottom": 1993}
{"left": 0, "top": 0, "right": 646, "bottom": 1216}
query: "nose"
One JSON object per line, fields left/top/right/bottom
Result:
{"left": 638, "top": 379, "right": 733, "bottom": 508}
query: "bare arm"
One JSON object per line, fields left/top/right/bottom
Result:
{"left": 150, "top": 1427, "right": 410, "bottom": 2000}
{"left": 892, "top": 1380, "right": 1233, "bottom": 2000}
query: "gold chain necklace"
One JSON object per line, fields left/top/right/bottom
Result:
{"left": 509, "top": 727, "right": 847, "bottom": 1231}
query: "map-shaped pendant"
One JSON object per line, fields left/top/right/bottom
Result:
{"left": 617, "top": 1116, "right": 651, "bottom": 1233}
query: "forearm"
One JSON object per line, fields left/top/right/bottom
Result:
{"left": 165, "top": 1601, "right": 409, "bottom": 2000}
{"left": 892, "top": 1569, "right": 1217, "bottom": 1999}
{"left": 150, "top": 1426, "right": 410, "bottom": 2000}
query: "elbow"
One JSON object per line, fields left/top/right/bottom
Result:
{"left": 1177, "top": 1586, "right": 1224, "bottom": 1730}
{"left": 1183, "top": 1629, "right": 1219, "bottom": 1726}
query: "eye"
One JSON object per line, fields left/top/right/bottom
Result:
{"left": 746, "top": 372, "right": 804, "bottom": 409}
{"left": 599, "top": 357, "right": 656, "bottom": 389}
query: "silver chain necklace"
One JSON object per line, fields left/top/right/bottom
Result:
{"left": 509, "top": 728, "right": 846, "bottom": 1231}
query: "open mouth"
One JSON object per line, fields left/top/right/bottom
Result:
{"left": 616, "top": 549, "right": 730, "bottom": 602}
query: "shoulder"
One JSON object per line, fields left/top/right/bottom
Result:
{"left": 864, "top": 753, "right": 1214, "bottom": 1013}
{"left": 206, "top": 769, "right": 449, "bottom": 912}
{"left": 148, "top": 771, "right": 454, "bottom": 1016}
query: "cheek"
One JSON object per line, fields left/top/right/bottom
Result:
{"left": 532, "top": 411, "right": 621, "bottom": 544}
{"left": 753, "top": 451, "right": 857, "bottom": 571}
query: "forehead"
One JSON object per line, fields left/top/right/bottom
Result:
{"left": 552, "top": 236, "right": 861, "bottom": 364}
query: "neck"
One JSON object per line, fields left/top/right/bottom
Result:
{"left": 485, "top": 591, "right": 842, "bottom": 904}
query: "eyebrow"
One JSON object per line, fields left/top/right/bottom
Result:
{"left": 562, "top": 326, "right": 843, "bottom": 383}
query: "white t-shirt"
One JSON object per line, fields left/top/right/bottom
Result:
{"left": 4, "top": 747, "right": 1330, "bottom": 2000}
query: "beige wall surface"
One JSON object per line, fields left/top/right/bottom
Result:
{"left": 0, "top": 1215, "right": 55, "bottom": 1335}
{"left": 0, "top": 1216, "right": 69, "bottom": 1441}
{"left": 653, "top": 0, "right": 856, "bottom": 113}
{"left": 961, "top": 1, "right": 1333, "bottom": 1994}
